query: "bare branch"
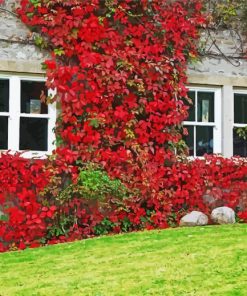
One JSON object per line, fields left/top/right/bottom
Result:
{"left": 0, "top": 7, "right": 18, "bottom": 17}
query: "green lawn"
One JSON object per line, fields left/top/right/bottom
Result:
{"left": 0, "top": 224, "right": 247, "bottom": 296}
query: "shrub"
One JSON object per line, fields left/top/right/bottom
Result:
{"left": 1, "top": 153, "right": 247, "bottom": 252}
{"left": 41, "top": 161, "right": 131, "bottom": 241}
{"left": 55, "top": 163, "right": 130, "bottom": 203}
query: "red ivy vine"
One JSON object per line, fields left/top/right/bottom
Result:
{"left": 1, "top": 0, "right": 246, "bottom": 252}
{"left": 18, "top": 0, "right": 205, "bottom": 196}
{"left": 0, "top": 153, "right": 57, "bottom": 252}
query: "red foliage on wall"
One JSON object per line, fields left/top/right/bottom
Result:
{"left": 0, "top": 153, "right": 56, "bottom": 252}
{"left": 0, "top": 1, "right": 246, "bottom": 252}
{"left": 1, "top": 152, "right": 247, "bottom": 252}
{"left": 17, "top": 0, "right": 205, "bottom": 199}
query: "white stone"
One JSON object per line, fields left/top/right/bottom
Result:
{"left": 179, "top": 211, "right": 208, "bottom": 227}
{"left": 211, "top": 207, "right": 235, "bottom": 224}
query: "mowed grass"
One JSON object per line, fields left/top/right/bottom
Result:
{"left": 0, "top": 224, "right": 247, "bottom": 296}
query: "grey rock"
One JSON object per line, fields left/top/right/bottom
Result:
{"left": 180, "top": 211, "right": 208, "bottom": 227}
{"left": 203, "top": 194, "right": 215, "bottom": 205}
{"left": 211, "top": 207, "right": 235, "bottom": 224}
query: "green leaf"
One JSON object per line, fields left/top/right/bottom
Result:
{"left": 54, "top": 48, "right": 65, "bottom": 56}
{"left": 89, "top": 118, "right": 100, "bottom": 128}
{"left": 0, "top": 214, "right": 8, "bottom": 222}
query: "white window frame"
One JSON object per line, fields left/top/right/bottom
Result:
{"left": 233, "top": 89, "right": 247, "bottom": 157}
{"left": 183, "top": 86, "right": 222, "bottom": 157}
{"left": 0, "top": 74, "right": 56, "bottom": 158}
{"left": 233, "top": 89, "right": 247, "bottom": 128}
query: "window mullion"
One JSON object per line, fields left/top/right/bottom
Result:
{"left": 0, "top": 112, "right": 9, "bottom": 116}
{"left": 8, "top": 76, "right": 20, "bottom": 151}
{"left": 222, "top": 85, "right": 233, "bottom": 157}
{"left": 47, "top": 89, "right": 56, "bottom": 153}
{"left": 234, "top": 123, "right": 247, "bottom": 128}
{"left": 194, "top": 91, "right": 198, "bottom": 156}
{"left": 213, "top": 88, "right": 222, "bottom": 154}
{"left": 195, "top": 91, "right": 198, "bottom": 122}
{"left": 193, "top": 126, "right": 196, "bottom": 157}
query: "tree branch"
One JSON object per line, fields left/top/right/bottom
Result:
{"left": 0, "top": 7, "right": 18, "bottom": 17}
{"left": 0, "top": 37, "right": 35, "bottom": 45}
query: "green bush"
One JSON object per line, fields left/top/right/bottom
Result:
{"left": 56, "top": 164, "right": 129, "bottom": 203}
{"left": 77, "top": 166, "right": 129, "bottom": 200}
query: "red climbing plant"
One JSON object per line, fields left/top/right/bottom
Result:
{"left": 0, "top": 153, "right": 56, "bottom": 252}
{"left": 5, "top": 0, "right": 247, "bottom": 252}
{"left": 1, "top": 0, "right": 247, "bottom": 253}
{"left": 18, "top": 0, "right": 205, "bottom": 196}
{"left": 0, "top": 0, "right": 243, "bottom": 253}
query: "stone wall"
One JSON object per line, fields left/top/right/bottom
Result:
{"left": 0, "top": 1, "right": 247, "bottom": 82}
{"left": 188, "top": 29, "right": 247, "bottom": 86}
{"left": 0, "top": 0, "right": 48, "bottom": 74}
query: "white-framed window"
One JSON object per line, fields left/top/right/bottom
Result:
{"left": 0, "top": 74, "right": 56, "bottom": 158}
{"left": 233, "top": 90, "right": 247, "bottom": 157}
{"left": 183, "top": 87, "right": 222, "bottom": 157}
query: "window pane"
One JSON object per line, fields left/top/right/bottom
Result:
{"left": 0, "top": 116, "right": 8, "bottom": 149}
{"left": 20, "top": 118, "right": 48, "bottom": 151}
{"left": 21, "top": 81, "right": 48, "bottom": 114}
{"left": 184, "top": 91, "right": 195, "bottom": 121}
{"left": 183, "top": 125, "right": 194, "bottom": 156}
{"left": 0, "top": 79, "right": 9, "bottom": 112}
{"left": 233, "top": 128, "right": 247, "bottom": 157}
{"left": 197, "top": 92, "right": 214, "bottom": 122}
{"left": 196, "top": 126, "right": 213, "bottom": 156}
{"left": 234, "top": 93, "right": 247, "bottom": 124}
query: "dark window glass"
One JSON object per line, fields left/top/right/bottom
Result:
{"left": 0, "top": 79, "right": 9, "bottom": 112}
{"left": 184, "top": 91, "right": 195, "bottom": 121}
{"left": 197, "top": 92, "right": 214, "bottom": 122}
{"left": 183, "top": 125, "right": 194, "bottom": 156}
{"left": 233, "top": 128, "right": 247, "bottom": 157}
{"left": 196, "top": 126, "right": 213, "bottom": 156}
{"left": 20, "top": 118, "right": 48, "bottom": 151}
{"left": 234, "top": 94, "right": 247, "bottom": 124}
{"left": 0, "top": 116, "right": 8, "bottom": 149}
{"left": 21, "top": 81, "right": 48, "bottom": 114}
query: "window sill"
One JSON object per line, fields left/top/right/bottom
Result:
{"left": 0, "top": 150, "right": 52, "bottom": 159}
